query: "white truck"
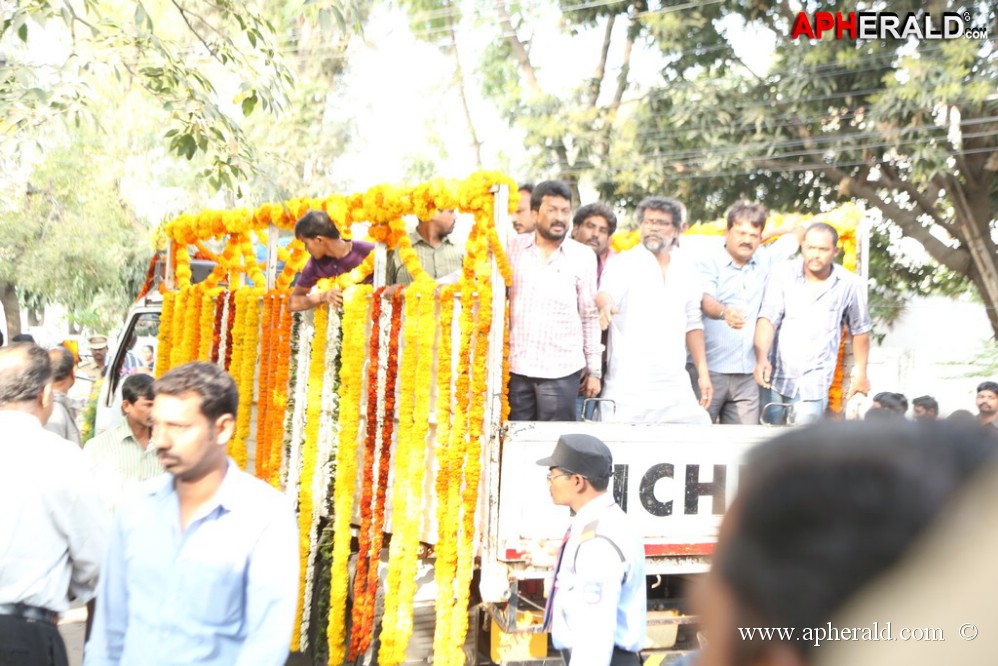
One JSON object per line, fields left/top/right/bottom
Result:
{"left": 93, "top": 183, "right": 864, "bottom": 665}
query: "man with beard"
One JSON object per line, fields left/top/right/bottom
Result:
{"left": 754, "top": 223, "right": 872, "bottom": 425}
{"left": 385, "top": 208, "right": 463, "bottom": 286}
{"left": 571, "top": 202, "right": 617, "bottom": 285}
{"left": 596, "top": 196, "right": 712, "bottom": 424}
{"left": 696, "top": 201, "right": 804, "bottom": 424}
{"left": 975, "top": 381, "right": 998, "bottom": 428}
{"left": 508, "top": 180, "right": 601, "bottom": 421}
{"left": 85, "top": 362, "right": 298, "bottom": 666}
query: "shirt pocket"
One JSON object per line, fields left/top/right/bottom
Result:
{"left": 181, "top": 560, "right": 245, "bottom": 627}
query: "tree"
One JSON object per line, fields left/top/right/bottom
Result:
{"left": 0, "top": 140, "right": 150, "bottom": 334}
{"left": 483, "top": 0, "right": 646, "bottom": 201}
{"left": 479, "top": 1, "right": 997, "bottom": 334}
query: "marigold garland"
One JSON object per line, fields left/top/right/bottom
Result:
{"left": 355, "top": 288, "right": 404, "bottom": 657}
{"left": 197, "top": 290, "right": 215, "bottom": 360}
{"left": 155, "top": 292, "right": 176, "bottom": 378}
{"left": 348, "top": 287, "right": 385, "bottom": 660}
{"left": 292, "top": 305, "right": 328, "bottom": 650}
{"left": 134, "top": 254, "right": 158, "bottom": 302}
{"left": 210, "top": 292, "right": 225, "bottom": 364}
{"left": 378, "top": 279, "right": 437, "bottom": 666}
{"left": 326, "top": 284, "right": 372, "bottom": 664}
{"left": 268, "top": 297, "right": 293, "bottom": 486}
{"left": 255, "top": 293, "right": 276, "bottom": 479}
{"left": 223, "top": 290, "right": 237, "bottom": 370}
{"left": 432, "top": 286, "right": 461, "bottom": 660}
{"left": 232, "top": 289, "right": 261, "bottom": 470}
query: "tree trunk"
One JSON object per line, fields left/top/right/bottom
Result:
{"left": 0, "top": 282, "right": 20, "bottom": 339}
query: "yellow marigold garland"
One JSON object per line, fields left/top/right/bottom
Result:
{"left": 292, "top": 304, "right": 329, "bottom": 649}
{"left": 255, "top": 293, "right": 276, "bottom": 480}
{"left": 232, "top": 289, "right": 261, "bottom": 470}
{"left": 168, "top": 288, "right": 190, "bottom": 369}
{"left": 197, "top": 290, "right": 216, "bottom": 360}
{"left": 378, "top": 279, "right": 436, "bottom": 666}
{"left": 431, "top": 286, "right": 461, "bottom": 660}
{"left": 155, "top": 292, "right": 176, "bottom": 378}
{"left": 326, "top": 284, "right": 372, "bottom": 664}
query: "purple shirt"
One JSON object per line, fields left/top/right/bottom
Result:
{"left": 296, "top": 240, "right": 374, "bottom": 289}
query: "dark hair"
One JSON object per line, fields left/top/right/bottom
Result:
{"left": 726, "top": 200, "right": 768, "bottom": 230}
{"left": 636, "top": 196, "right": 684, "bottom": 228}
{"left": 588, "top": 474, "right": 610, "bottom": 492}
{"left": 122, "top": 373, "right": 155, "bottom": 404}
{"left": 864, "top": 406, "right": 899, "bottom": 420}
{"left": 0, "top": 330, "right": 4, "bottom": 346}
{"left": 947, "top": 409, "right": 977, "bottom": 424}
{"left": 872, "top": 391, "right": 906, "bottom": 415}
{"left": 573, "top": 202, "right": 618, "bottom": 236}
{"left": 12, "top": 333, "right": 36, "bottom": 344}
{"left": 913, "top": 395, "right": 939, "bottom": 414}
{"left": 0, "top": 343, "right": 52, "bottom": 406}
{"left": 49, "top": 346, "right": 76, "bottom": 382}
{"left": 804, "top": 222, "right": 839, "bottom": 247}
{"left": 153, "top": 361, "right": 238, "bottom": 422}
{"left": 530, "top": 180, "right": 572, "bottom": 211}
{"left": 518, "top": 182, "right": 534, "bottom": 194}
{"left": 294, "top": 210, "right": 341, "bottom": 241}
{"left": 718, "top": 421, "right": 997, "bottom": 663}
{"left": 976, "top": 380, "right": 998, "bottom": 395}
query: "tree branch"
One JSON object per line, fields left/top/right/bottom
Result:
{"left": 610, "top": 12, "right": 637, "bottom": 113}
{"left": 879, "top": 161, "right": 946, "bottom": 227}
{"left": 497, "top": 0, "right": 540, "bottom": 95}
{"left": 587, "top": 15, "right": 614, "bottom": 109}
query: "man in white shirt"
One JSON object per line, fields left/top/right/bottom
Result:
{"left": 0, "top": 343, "right": 108, "bottom": 666}
{"left": 597, "top": 197, "right": 712, "bottom": 424}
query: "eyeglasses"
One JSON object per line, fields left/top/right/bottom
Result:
{"left": 546, "top": 471, "right": 574, "bottom": 481}
{"left": 640, "top": 217, "right": 676, "bottom": 230}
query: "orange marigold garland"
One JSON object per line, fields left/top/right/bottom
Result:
{"left": 210, "top": 291, "right": 226, "bottom": 364}
{"left": 355, "top": 288, "right": 404, "bottom": 657}
{"left": 223, "top": 290, "right": 237, "bottom": 370}
{"left": 348, "top": 287, "right": 386, "bottom": 660}
{"left": 269, "top": 297, "right": 294, "bottom": 487}
{"left": 326, "top": 284, "right": 372, "bottom": 664}
{"left": 255, "top": 293, "right": 276, "bottom": 479}
{"left": 828, "top": 328, "right": 847, "bottom": 414}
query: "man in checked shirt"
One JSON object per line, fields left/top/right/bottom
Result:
{"left": 507, "top": 180, "right": 602, "bottom": 421}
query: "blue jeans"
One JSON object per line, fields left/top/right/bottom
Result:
{"left": 761, "top": 390, "right": 827, "bottom": 426}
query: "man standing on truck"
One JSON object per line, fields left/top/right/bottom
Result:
{"left": 508, "top": 180, "right": 602, "bottom": 421}
{"left": 696, "top": 201, "right": 804, "bottom": 424}
{"left": 537, "top": 434, "right": 646, "bottom": 665}
{"left": 288, "top": 210, "right": 374, "bottom": 312}
{"left": 975, "top": 380, "right": 998, "bottom": 428}
{"left": 85, "top": 362, "right": 298, "bottom": 666}
{"left": 597, "top": 196, "right": 712, "bottom": 424}
{"left": 753, "top": 223, "right": 872, "bottom": 425}
{"left": 385, "top": 208, "right": 463, "bottom": 286}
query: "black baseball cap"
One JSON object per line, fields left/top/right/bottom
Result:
{"left": 537, "top": 433, "right": 612, "bottom": 480}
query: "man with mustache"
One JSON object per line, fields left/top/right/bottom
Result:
{"left": 508, "top": 180, "right": 602, "bottom": 421}
{"left": 385, "top": 208, "right": 463, "bottom": 287}
{"left": 513, "top": 182, "right": 535, "bottom": 235}
{"left": 85, "top": 362, "right": 298, "bottom": 666}
{"left": 696, "top": 201, "right": 804, "bottom": 424}
{"left": 596, "top": 196, "right": 712, "bottom": 424}
{"left": 754, "top": 223, "right": 872, "bottom": 425}
{"left": 571, "top": 202, "right": 617, "bottom": 285}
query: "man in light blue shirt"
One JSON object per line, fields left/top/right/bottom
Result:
{"left": 84, "top": 362, "right": 298, "bottom": 666}
{"left": 537, "top": 434, "right": 646, "bottom": 665}
{"left": 696, "top": 201, "right": 804, "bottom": 424}
{"left": 754, "top": 223, "right": 872, "bottom": 425}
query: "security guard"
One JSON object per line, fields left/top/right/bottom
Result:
{"left": 78, "top": 335, "right": 108, "bottom": 383}
{"left": 537, "top": 434, "right": 646, "bottom": 665}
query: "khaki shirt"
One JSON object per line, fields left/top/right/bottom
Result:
{"left": 385, "top": 230, "right": 463, "bottom": 286}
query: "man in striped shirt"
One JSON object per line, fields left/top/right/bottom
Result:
{"left": 84, "top": 374, "right": 162, "bottom": 511}
{"left": 508, "top": 180, "right": 602, "bottom": 421}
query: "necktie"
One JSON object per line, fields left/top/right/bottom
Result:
{"left": 542, "top": 527, "right": 572, "bottom": 632}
